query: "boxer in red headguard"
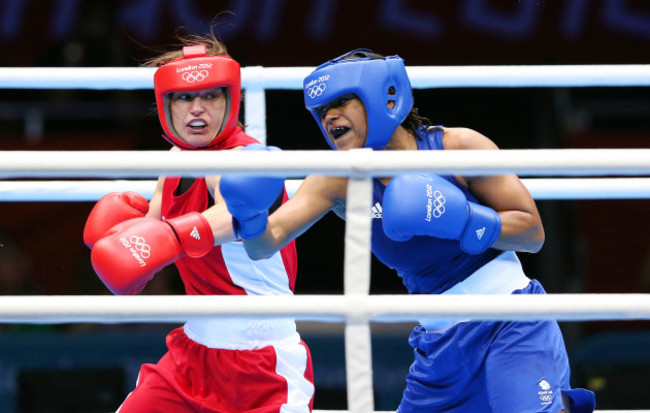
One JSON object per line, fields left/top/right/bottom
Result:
{"left": 84, "top": 33, "right": 314, "bottom": 413}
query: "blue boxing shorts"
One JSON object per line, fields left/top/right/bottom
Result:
{"left": 398, "top": 280, "right": 571, "bottom": 413}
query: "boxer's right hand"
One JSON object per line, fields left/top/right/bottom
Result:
{"left": 83, "top": 192, "right": 149, "bottom": 248}
{"left": 91, "top": 213, "right": 213, "bottom": 295}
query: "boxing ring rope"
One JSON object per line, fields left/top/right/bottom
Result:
{"left": 2, "top": 64, "right": 650, "bottom": 143}
{"left": 2, "top": 65, "right": 650, "bottom": 412}
{"left": 1, "top": 149, "right": 650, "bottom": 178}
{"left": 2, "top": 177, "right": 650, "bottom": 201}
{"left": 3, "top": 64, "right": 650, "bottom": 88}
{"left": 2, "top": 293, "right": 650, "bottom": 324}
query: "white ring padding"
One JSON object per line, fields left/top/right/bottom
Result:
{"left": 1, "top": 178, "right": 650, "bottom": 201}
{"left": 405, "top": 64, "right": 650, "bottom": 88}
{"left": 0, "top": 67, "right": 157, "bottom": 89}
{"left": 520, "top": 177, "right": 650, "bottom": 199}
{"left": 0, "top": 180, "right": 157, "bottom": 201}
{"left": 243, "top": 65, "right": 268, "bottom": 143}
{"left": 0, "top": 149, "right": 649, "bottom": 178}
{"left": 345, "top": 323, "right": 374, "bottom": 413}
{"left": 1, "top": 65, "right": 650, "bottom": 89}
{"left": 343, "top": 175, "right": 374, "bottom": 412}
{"left": 1, "top": 294, "right": 649, "bottom": 324}
{"left": 344, "top": 175, "right": 373, "bottom": 295}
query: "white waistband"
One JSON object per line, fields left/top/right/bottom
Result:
{"left": 184, "top": 317, "right": 298, "bottom": 350}
{"left": 419, "top": 251, "right": 530, "bottom": 333}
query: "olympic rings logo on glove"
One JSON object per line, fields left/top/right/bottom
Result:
{"left": 431, "top": 191, "right": 446, "bottom": 218}
{"left": 181, "top": 70, "right": 209, "bottom": 83}
{"left": 306, "top": 83, "right": 326, "bottom": 99}
{"left": 129, "top": 235, "right": 151, "bottom": 259}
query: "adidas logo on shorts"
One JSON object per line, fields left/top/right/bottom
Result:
{"left": 370, "top": 202, "right": 383, "bottom": 219}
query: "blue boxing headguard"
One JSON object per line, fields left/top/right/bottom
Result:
{"left": 303, "top": 49, "right": 413, "bottom": 150}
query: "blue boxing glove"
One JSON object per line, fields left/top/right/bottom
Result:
{"left": 382, "top": 173, "right": 501, "bottom": 254}
{"left": 219, "top": 144, "right": 285, "bottom": 239}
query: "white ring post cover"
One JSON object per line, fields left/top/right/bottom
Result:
{"left": 243, "top": 65, "right": 267, "bottom": 145}
{"left": 343, "top": 169, "right": 374, "bottom": 413}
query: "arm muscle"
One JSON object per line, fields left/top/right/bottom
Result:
{"left": 443, "top": 127, "right": 544, "bottom": 252}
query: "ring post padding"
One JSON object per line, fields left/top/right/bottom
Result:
{"left": 243, "top": 65, "right": 267, "bottom": 144}
{"left": 343, "top": 163, "right": 375, "bottom": 413}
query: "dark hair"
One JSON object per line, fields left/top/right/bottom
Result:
{"left": 401, "top": 106, "right": 433, "bottom": 138}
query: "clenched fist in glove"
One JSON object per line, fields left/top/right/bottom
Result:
{"left": 91, "top": 212, "right": 214, "bottom": 295}
{"left": 382, "top": 173, "right": 501, "bottom": 254}
{"left": 219, "top": 144, "right": 285, "bottom": 239}
{"left": 84, "top": 192, "right": 150, "bottom": 248}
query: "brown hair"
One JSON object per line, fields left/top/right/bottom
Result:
{"left": 143, "top": 31, "right": 229, "bottom": 68}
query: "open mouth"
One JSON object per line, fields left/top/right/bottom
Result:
{"left": 188, "top": 119, "right": 207, "bottom": 131}
{"left": 330, "top": 126, "right": 350, "bottom": 139}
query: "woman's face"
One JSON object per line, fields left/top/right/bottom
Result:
{"left": 317, "top": 94, "right": 368, "bottom": 151}
{"left": 169, "top": 87, "right": 228, "bottom": 147}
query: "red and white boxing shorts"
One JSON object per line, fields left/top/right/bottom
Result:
{"left": 117, "top": 318, "right": 315, "bottom": 413}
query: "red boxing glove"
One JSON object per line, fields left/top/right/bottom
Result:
{"left": 83, "top": 192, "right": 150, "bottom": 248}
{"left": 91, "top": 212, "right": 214, "bottom": 295}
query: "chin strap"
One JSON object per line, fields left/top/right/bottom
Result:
{"left": 561, "top": 389, "right": 596, "bottom": 413}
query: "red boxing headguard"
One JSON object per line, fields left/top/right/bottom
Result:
{"left": 154, "top": 45, "right": 241, "bottom": 149}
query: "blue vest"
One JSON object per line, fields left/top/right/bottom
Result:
{"left": 370, "top": 127, "right": 500, "bottom": 294}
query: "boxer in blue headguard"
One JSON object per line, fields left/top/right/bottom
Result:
{"left": 220, "top": 49, "right": 595, "bottom": 413}
{"left": 303, "top": 48, "right": 413, "bottom": 150}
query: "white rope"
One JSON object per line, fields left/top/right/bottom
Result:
{"left": 4, "top": 64, "right": 649, "bottom": 147}
{"left": 2, "top": 65, "right": 650, "bottom": 89}
{"left": 1, "top": 294, "right": 649, "bottom": 324}
{"left": 0, "top": 149, "right": 649, "bottom": 178}
{"left": 0, "top": 180, "right": 158, "bottom": 201}
{"left": 2, "top": 178, "right": 650, "bottom": 201}
{"left": 520, "top": 177, "right": 650, "bottom": 199}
